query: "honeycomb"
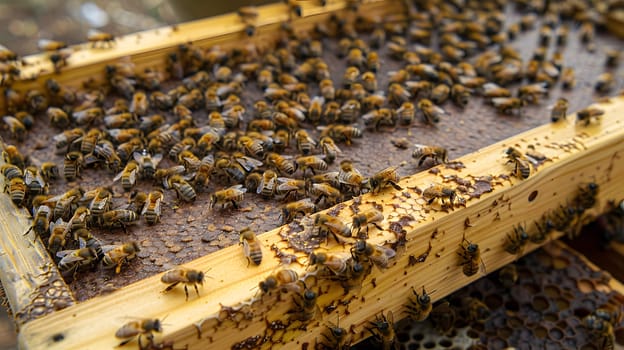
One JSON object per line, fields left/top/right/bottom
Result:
{"left": 354, "top": 243, "right": 624, "bottom": 349}
{"left": 0, "top": 0, "right": 623, "bottom": 305}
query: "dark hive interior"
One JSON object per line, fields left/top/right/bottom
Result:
{"left": 355, "top": 244, "right": 624, "bottom": 350}
{"left": 0, "top": 0, "right": 622, "bottom": 316}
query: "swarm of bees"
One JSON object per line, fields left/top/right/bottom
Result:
{"left": 0, "top": 0, "right": 620, "bottom": 347}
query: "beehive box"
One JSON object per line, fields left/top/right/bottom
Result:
{"left": 0, "top": 0, "right": 624, "bottom": 349}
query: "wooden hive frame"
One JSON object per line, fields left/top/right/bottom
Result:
{"left": 1, "top": 0, "right": 624, "bottom": 349}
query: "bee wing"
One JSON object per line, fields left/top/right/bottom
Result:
{"left": 378, "top": 245, "right": 397, "bottom": 259}
{"left": 256, "top": 177, "right": 267, "bottom": 194}
{"left": 101, "top": 245, "right": 118, "bottom": 253}
{"left": 234, "top": 156, "right": 263, "bottom": 172}
{"left": 231, "top": 184, "right": 248, "bottom": 194}
{"left": 151, "top": 154, "right": 163, "bottom": 167}
{"left": 56, "top": 249, "right": 77, "bottom": 258}
{"left": 113, "top": 169, "right": 125, "bottom": 182}
{"left": 132, "top": 152, "right": 144, "bottom": 163}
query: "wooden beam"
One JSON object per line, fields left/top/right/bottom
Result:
{"left": 0, "top": 155, "right": 75, "bottom": 327}
{"left": 16, "top": 95, "right": 624, "bottom": 349}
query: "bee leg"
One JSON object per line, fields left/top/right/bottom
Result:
{"left": 194, "top": 284, "right": 200, "bottom": 298}
{"left": 389, "top": 181, "right": 403, "bottom": 191}
{"left": 427, "top": 198, "right": 435, "bottom": 205}
{"left": 117, "top": 335, "right": 137, "bottom": 347}
{"left": 158, "top": 284, "right": 178, "bottom": 299}
{"left": 231, "top": 200, "right": 239, "bottom": 209}
{"left": 23, "top": 226, "right": 33, "bottom": 236}
{"left": 184, "top": 285, "right": 189, "bottom": 301}
{"left": 372, "top": 223, "right": 383, "bottom": 230}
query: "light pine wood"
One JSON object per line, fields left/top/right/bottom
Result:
{"left": 0, "top": 0, "right": 405, "bottom": 113}
{"left": 15, "top": 96, "right": 624, "bottom": 349}
{"left": 0, "top": 155, "right": 75, "bottom": 327}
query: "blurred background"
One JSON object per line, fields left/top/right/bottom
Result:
{"left": 0, "top": 0, "right": 277, "bottom": 57}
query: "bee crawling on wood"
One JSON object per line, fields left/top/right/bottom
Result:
{"left": 289, "top": 288, "right": 321, "bottom": 323}
{"left": 161, "top": 266, "right": 207, "bottom": 301}
{"left": 86, "top": 29, "right": 115, "bottom": 48}
{"left": 549, "top": 98, "right": 569, "bottom": 122}
{"left": 412, "top": 144, "right": 448, "bottom": 167}
{"left": 422, "top": 184, "right": 457, "bottom": 207}
{"left": 351, "top": 209, "right": 384, "bottom": 237}
{"left": 457, "top": 233, "right": 485, "bottom": 277}
{"left": 366, "top": 311, "right": 398, "bottom": 350}
{"left": 576, "top": 106, "right": 604, "bottom": 126}
{"left": 115, "top": 318, "right": 163, "bottom": 348}
{"left": 504, "top": 224, "right": 530, "bottom": 255}
{"left": 405, "top": 286, "right": 433, "bottom": 321}
{"left": 505, "top": 147, "right": 532, "bottom": 180}
{"left": 239, "top": 227, "right": 263, "bottom": 266}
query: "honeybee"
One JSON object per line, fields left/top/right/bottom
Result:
{"left": 113, "top": 160, "right": 140, "bottom": 192}
{"left": 584, "top": 315, "right": 615, "bottom": 350}
{"left": 317, "top": 136, "right": 341, "bottom": 165}
{"left": 309, "top": 251, "right": 349, "bottom": 275}
{"left": 492, "top": 97, "right": 525, "bottom": 115}
{"left": 351, "top": 208, "right": 384, "bottom": 236}
{"left": 342, "top": 66, "right": 360, "bottom": 88}
{"left": 417, "top": 99, "right": 445, "bottom": 125}
{"left": 48, "top": 218, "right": 71, "bottom": 254}
{"left": 86, "top": 29, "right": 114, "bottom": 48}
{"left": 63, "top": 151, "right": 83, "bottom": 181}
{"left": 290, "top": 288, "right": 321, "bottom": 323}
{"left": 253, "top": 170, "right": 277, "bottom": 198}
{"left": 412, "top": 145, "right": 448, "bottom": 167}
{"left": 605, "top": 49, "right": 620, "bottom": 68}
{"left": 167, "top": 175, "right": 196, "bottom": 202}
{"left": 557, "top": 67, "right": 575, "bottom": 90}
{"left": 5, "top": 176, "right": 26, "bottom": 207}
{"left": 134, "top": 150, "right": 162, "bottom": 179}
{"left": 1, "top": 164, "right": 22, "bottom": 180}
{"left": 388, "top": 83, "right": 411, "bottom": 106}
{"left": 361, "top": 94, "right": 385, "bottom": 112}
{"left": 2, "top": 145, "right": 26, "bottom": 170}
{"left": 498, "top": 264, "right": 518, "bottom": 288}
{"left": 595, "top": 73, "right": 614, "bottom": 93}
{"left": 25, "top": 204, "right": 52, "bottom": 238}
{"left": 336, "top": 160, "right": 365, "bottom": 195}
{"left": 406, "top": 286, "right": 432, "bottom": 321}
{"left": 518, "top": 83, "right": 549, "bottom": 104}
{"left": 293, "top": 130, "right": 316, "bottom": 156}
{"left": 350, "top": 239, "right": 396, "bottom": 269}
{"left": 575, "top": 182, "right": 600, "bottom": 212}
{"left": 0, "top": 44, "right": 18, "bottom": 62}
{"left": 102, "top": 209, "right": 139, "bottom": 230}
{"left": 37, "top": 39, "right": 67, "bottom": 51}
{"left": 318, "top": 318, "right": 351, "bottom": 350}
{"left": 362, "top": 108, "right": 395, "bottom": 131}
{"left": 142, "top": 190, "right": 164, "bottom": 225}
{"left": 307, "top": 181, "right": 342, "bottom": 206}
{"left": 115, "top": 318, "right": 162, "bottom": 348}
{"left": 210, "top": 184, "right": 246, "bottom": 209}
{"left": 295, "top": 155, "right": 328, "bottom": 176}
{"left": 321, "top": 124, "right": 362, "bottom": 145}
{"left": 161, "top": 267, "right": 206, "bottom": 300}
{"left": 369, "top": 165, "right": 403, "bottom": 194}
{"left": 314, "top": 214, "right": 352, "bottom": 242}
{"left": 318, "top": 79, "right": 335, "bottom": 101}
{"left": 127, "top": 190, "right": 148, "bottom": 215}
{"left": 550, "top": 98, "right": 569, "bottom": 122}
{"left": 23, "top": 166, "right": 47, "bottom": 197}
{"left": 3, "top": 116, "right": 26, "bottom": 142}
{"left": 504, "top": 224, "right": 530, "bottom": 255}
{"left": 576, "top": 107, "right": 604, "bottom": 126}
{"left": 505, "top": 147, "right": 532, "bottom": 179}
{"left": 239, "top": 227, "right": 263, "bottom": 266}
{"left": 366, "top": 311, "right": 397, "bottom": 350}
{"left": 280, "top": 198, "right": 317, "bottom": 224}
{"left": 72, "top": 107, "right": 103, "bottom": 126}
{"left": 68, "top": 206, "right": 90, "bottom": 233}
{"left": 458, "top": 234, "right": 485, "bottom": 276}
{"left": 57, "top": 247, "right": 98, "bottom": 277}
{"left": 431, "top": 84, "right": 450, "bottom": 105}
{"left": 102, "top": 241, "right": 140, "bottom": 273}
{"left": 259, "top": 269, "right": 300, "bottom": 294}
{"left": 46, "top": 107, "right": 69, "bottom": 129}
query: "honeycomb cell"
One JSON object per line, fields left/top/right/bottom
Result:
{"left": 544, "top": 285, "right": 561, "bottom": 298}
{"left": 549, "top": 327, "right": 564, "bottom": 341}
{"left": 535, "top": 326, "right": 548, "bottom": 339}
{"left": 532, "top": 295, "right": 550, "bottom": 312}
{"left": 484, "top": 293, "right": 503, "bottom": 309}
{"left": 555, "top": 297, "right": 570, "bottom": 310}
{"left": 543, "top": 313, "right": 558, "bottom": 322}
